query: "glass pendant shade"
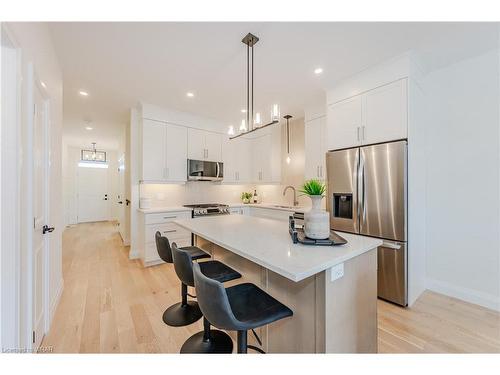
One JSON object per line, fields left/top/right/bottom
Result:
{"left": 240, "top": 119, "right": 247, "bottom": 132}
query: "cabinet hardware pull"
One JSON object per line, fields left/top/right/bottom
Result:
{"left": 362, "top": 126, "right": 365, "bottom": 141}
{"left": 163, "top": 229, "right": 177, "bottom": 233}
{"left": 320, "top": 166, "right": 323, "bottom": 177}
{"left": 357, "top": 126, "right": 360, "bottom": 141}
{"left": 163, "top": 216, "right": 177, "bottom": 219}
{"left": 317, "top": 166, "right": 319, "bottom": 177}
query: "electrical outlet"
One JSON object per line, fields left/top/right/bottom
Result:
{"left": 330, "top": 263, "right": 344, "bottom": 282}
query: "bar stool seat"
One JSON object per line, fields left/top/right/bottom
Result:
{"left": 155, "top": 231, "right": 210, "bottom": 327}
{"left": 180, "top": 246, "right": 211, "bottom": 260}
{"left": 192, "top": 262, "right": 293, "bottom": 354}
{"left": 226, "top": 283, "right": 293, "bottom": 330}
{"left": 171, "top": 243, "right": 242, "bottom": 353}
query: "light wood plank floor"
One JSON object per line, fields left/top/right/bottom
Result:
{"left": 42, "top": 221, "right": 500, "bottom": 353}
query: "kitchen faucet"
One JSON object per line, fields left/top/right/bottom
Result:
{"left": 282, "top": 185, "right": 299, "bottom": 206}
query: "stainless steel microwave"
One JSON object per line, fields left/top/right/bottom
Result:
{"left": 187, "top": 159, "right": 223, "bottom": 181}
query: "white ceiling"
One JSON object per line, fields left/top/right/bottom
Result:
{"left": 49, "top": 22, "right": 498, "bottom": 149}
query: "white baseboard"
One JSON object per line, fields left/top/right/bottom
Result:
{"left": 426, "top": 277, "right": 500, "bottom": 312}
{"left": 49, "top": 279, "right": 64, "bottom": 324}
{"left": 128, "top": 249, "right": 140, "bottom": 259}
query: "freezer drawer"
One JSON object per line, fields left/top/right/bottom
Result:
{"left": 377, "top": 240, "right": 407, "bottom": 306}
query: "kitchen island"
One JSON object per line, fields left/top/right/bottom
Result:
{"left": 175, "top": 214, "right": 382, "bottom": 353}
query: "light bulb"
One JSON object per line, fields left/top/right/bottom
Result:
{"left": 271, "top": 104, "right": 280, "bottom": 121}
{"left": 239, "top": 119, "right": 247, "bottom": 132}
{"left": 254, "top": 112, "right": 262, "bottom": 127}
{"left": 286, "top": 155, "right": 291, "bottom": 164}
{"left": 227, "top": 126, "right": 235, "bottom": 135}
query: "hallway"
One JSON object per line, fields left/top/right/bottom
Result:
{"left": 42, "top": 222, "right": 500, "bottom": 353}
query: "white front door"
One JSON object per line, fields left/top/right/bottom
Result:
{"left": 32, "top": 81, "right": 48, "bottom": 351}
{"left": 77, "top": 166, "right": 109, "bottom": 223}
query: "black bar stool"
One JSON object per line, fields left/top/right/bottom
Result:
{"left": 155, "top": 231, "right": 210, "bottom": 326}
{"left": 171, "top": 243, "right": 241, "bottom": 353}
{"left": 192, "top": 262, "right": 293, "bottom": 354}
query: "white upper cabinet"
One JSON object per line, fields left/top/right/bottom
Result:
{"left": 142, "top": 119, "right": 167, "bottom": 181}
{"left": 327, "top": 96, "right": 362, "bottom": 150}
{"left": 251, "top": 124, "right": 281, "bottom": 184}
{"left": 165, "top": 123, "right": 188, "bottom": 182}
{"left": 305, "top": 116, "right": 326, "bottom": 180}
{"left": 326, "top": 78, "right": 408, "bottom": 150}
{"left": 362, "top": 78, "right": 408, "bottom": 144}
{"left": 141, "top": 119, "right": 188, "bottom": 182}
{"left": 222, "top": 137, "right": 251, "bottom": 183}
{"left": 188, "top": 128, "right": 222, "bottom": 162}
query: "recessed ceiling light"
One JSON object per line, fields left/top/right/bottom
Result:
{"left": 314, "top": 68, "right": 323, "bottom": 75}
{"left": 241, "top": 109, "right": 247, "bottom": 113}
{"left": 85, "top": 126, "right": 93, "bottom": 131}
{"left": 186, "top": 92, "right": 195, "bottom": 98}
{"left": 40, "top": 81, "right": 47, "bottom": 88}
{"left": 79, "top": 90, "right": 89, "bottom": 96}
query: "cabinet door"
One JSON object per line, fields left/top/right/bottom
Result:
{"left": 326, "top": 96, "right": 362, "bottom": 150}
{"left": 222, "top": 137, "right": 237, "bottom": 182}
{"left": 142, "top": 119, "right": 166, "bottom": 181}
{"left": 259, "top": 135, "right": 272, "bottom": 182}
{"left": 237, "top": 138, "right": 252, "bottom": 183}
{"left": 187, "top": 128, "right": 205, "bottom": 160}
{"left": 165, "top": 123, "right": 187, "bottom": 182}
{"left": 363, "top": 78, "right": 408, "bottom": 145}
{"left": 305, "top": 117, "right": 325, "bottom": 180}
{"left": 205, "top": 132, "right": 222, "bottom": 162}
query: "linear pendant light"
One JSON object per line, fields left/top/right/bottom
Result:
{"left": 229, "top": 33, "right": 280, "bottom": 140}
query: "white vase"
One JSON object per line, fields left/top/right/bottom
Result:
{"left": 304, "top": 195, "right": 330, "bottom": 240}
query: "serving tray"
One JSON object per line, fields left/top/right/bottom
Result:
{"left": 289, "top": 216, "right": 347, "bottom": 246}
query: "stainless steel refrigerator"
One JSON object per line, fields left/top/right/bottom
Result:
{"left": 326, "top": 140, "right": 407, "bottom": 306}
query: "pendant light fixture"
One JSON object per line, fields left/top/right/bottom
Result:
{"left": 284, "top": 115, "right": 292, "bottom": 164}
{"left": 229, "top": 33, "right": 280, "bottom": 139}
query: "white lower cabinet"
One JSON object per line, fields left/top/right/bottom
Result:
{"left": 138, "top": 210, "right": 192, "bottom": 266}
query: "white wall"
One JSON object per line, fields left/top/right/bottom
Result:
{"left": 63, "top": 144, "right": 120, "bottom": 225}
{"left": 424, "top": 49, "right": 500, "bottom": 310}
{"left": 5, "top": 22, "right": 64, "bottom": 348}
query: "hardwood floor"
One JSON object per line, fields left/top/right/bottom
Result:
{"left": 41, "top": 221, "right": 500, "bottom": 353}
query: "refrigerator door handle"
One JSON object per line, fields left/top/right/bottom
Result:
{"left": 355, "top": 150, "right": 361, "bottom": 224}
{"left": 357, "top": 150, "right": 365, "bottom": 228}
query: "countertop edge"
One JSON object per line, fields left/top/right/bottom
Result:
{"left": 174, "top": 219, "right": 382, "bottom": 282}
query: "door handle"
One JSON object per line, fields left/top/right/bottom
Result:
{"left": 43, "top": 225, "right": 55, "bottom": 234}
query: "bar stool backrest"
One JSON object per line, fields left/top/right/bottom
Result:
{"left": 171, "top": 242, "right": 195, "bottom": 287}
{"left": 192, "top": 262, "right": 241, "bottom": 331}
{"left": 155, "top": 231, "right": 173, "bottom": 263}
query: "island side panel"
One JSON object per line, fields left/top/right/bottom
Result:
{"left": 324, "top": 248, "right": 378, "bottom": 353}
{"left": 266, "top": 271, "right": 319, "bottom": 353}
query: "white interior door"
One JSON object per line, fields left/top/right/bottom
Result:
{"left": 117, "top": 154, "right": 126, "bottom": 239}
{"left": 77, "top": 166, "right": 109, "bottom": 223}
{"left": 32, "top": 81, "right": 48, "bottom": 351}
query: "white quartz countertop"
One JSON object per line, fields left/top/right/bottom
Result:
{"left": 174, "top": 215, "right": 382, "bottom": 282}
{"left": 137, "top": 206, "right": 192, "bottom": 213}
{"left": 138, "top": 203, "right": 308, "bottom": 214}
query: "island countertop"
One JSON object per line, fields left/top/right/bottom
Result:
{"left": 175, "top": 215, "right": 382, "bottom": 282}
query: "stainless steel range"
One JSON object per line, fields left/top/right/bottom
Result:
{"left": 183, "top": 203, "right": 230, "bottom": 218}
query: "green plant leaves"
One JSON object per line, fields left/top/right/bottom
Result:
{"left": 299, "top": 179, "right": 326, "bottom": 196}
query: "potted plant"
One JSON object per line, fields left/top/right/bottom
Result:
{"left": 241, "top": 192, "right": 253, "bottom": 204}
{"left": 299, "top": 179, "right": 330, "bottom": 240}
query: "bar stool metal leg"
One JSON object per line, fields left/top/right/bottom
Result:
{"left": 237, "top": 331, "right": 248, "bottom": 354}
{"left": 180, "top": 318, "right": 234, "bottom": 354}
{"left": 162, "top": 283, "right": 203, "bottom": 327}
